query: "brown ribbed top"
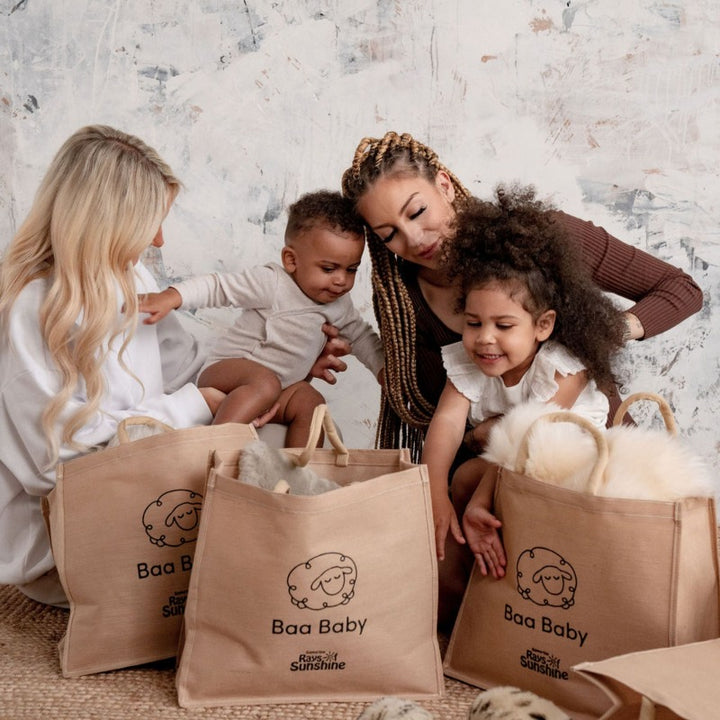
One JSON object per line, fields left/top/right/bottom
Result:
{"left": 404, "top": 211, "right": 703, "bottom": 420}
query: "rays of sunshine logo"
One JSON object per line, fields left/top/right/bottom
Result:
{"left": 289, "top": 650, "right": 347, "bottom": 672}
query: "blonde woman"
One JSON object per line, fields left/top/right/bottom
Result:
{"left": 0, "top": 125, "right": 224, "bottom": 606}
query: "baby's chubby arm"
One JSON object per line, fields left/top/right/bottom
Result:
{"left": 139, "top": 287, "right": 182, "bottom": 325}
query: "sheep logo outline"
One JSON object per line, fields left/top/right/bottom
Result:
{"left": 287, "top": 552, "right": 357, "bottom": 611}
{"left": 516, "top": 546, "right": 576, "bottom": 609}
{"left": 142, "top": 489, "right": 203, "bottom": 547}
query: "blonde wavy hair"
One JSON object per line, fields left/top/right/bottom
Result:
{"left": 341, "top": 131, "right": 471, "bottom": 457}
{"left": 0, "top": 125, "right": 180, "bottom": 464}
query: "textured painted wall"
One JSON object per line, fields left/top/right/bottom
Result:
{"left": 2, "top": 1, "right": 719, "bottom": 467}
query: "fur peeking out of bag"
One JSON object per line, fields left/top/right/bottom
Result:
{"left": 239, "top": 440, "right": 341, "bottom": 495}
{"left": 483, "top": 400, "right": 717, "bottom": 501}
{"left": 354, "top": 688, "right": 569, "bottom": 720}
{"left": 468, "top": 686, "right": 570, "bottom": 720}
{"left": 106, "top": 416, "right": 174, "bottom": 448}
{"left": 355, "top": 696, "right": 435, "bottom": 720}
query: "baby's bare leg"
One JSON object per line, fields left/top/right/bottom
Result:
{"left": 198, "top": 359, "right": 282, "bottom": 425}
{"left": 273, "top": 381, "right": 326, "bottom": 447}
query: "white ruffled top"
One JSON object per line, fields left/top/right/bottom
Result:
{"left": 441, "top": 340, "right": 609, "bottom": 429}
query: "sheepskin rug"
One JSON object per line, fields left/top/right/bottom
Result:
{"left": 482, "top": 401, "right": 717, "bottom": 501}
{"left": 239, "top": 440, "right": 341, "bottom": 495}
{"left": 356, "top": 696, "right": 435, "bottom": 720}
{"left": 468, "top": 686, "right": 570, "bottom": 720}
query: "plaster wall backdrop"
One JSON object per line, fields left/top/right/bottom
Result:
{"left": 1, "top": 1, "right": 719, "bottom": 468}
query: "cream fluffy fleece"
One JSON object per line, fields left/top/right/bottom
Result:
{"left": 239, "top": 440, "right": 341, "bottom": 495}
{"left": 483, "top": 401, "right": 717, "bottom": 501}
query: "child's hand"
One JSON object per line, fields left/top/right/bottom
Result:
{"left": 462, "top": 501, "right": 506, "bottom": 579}
{"left": 432, "top": 492, "right": 466, "bottom": 561}
{"left": 139, "top": 287, "right": 182, "bottom": 325}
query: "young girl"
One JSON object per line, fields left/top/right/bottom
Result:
{"left": 0, "top": 125, "right": 224, "bottom": 606}
{"left": 421, "top": 185, "right": 626, "bottom": 568}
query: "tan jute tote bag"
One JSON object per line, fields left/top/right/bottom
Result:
{"left": 175, "top": 405, "right": 443, "bottom": 707}
{"left": 47, "top": 417, "right": 257, "bottom": 677}
{"left": 444, "top": 399, "right": 719, "bottom": 720}
{"left": 575, "top": 639, "right": 720, "bottom": 720}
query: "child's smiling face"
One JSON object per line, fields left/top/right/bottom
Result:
{"left": 462, "top": 283, "right": 556, "bottom": 387}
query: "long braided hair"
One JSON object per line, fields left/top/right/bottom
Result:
{"left": 341, "top": 132, "right": 471, "bottom": 458}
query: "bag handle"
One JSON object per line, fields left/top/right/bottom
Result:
{"left": 115, "top": 416, "right": 175, "bottom": 444}
{"left": 612, "top": 391, "right": 677, "bottom": 436}
{"left": 639, "top": 696, "right": 655, "bottom": 720}
{"left": 272, "top": 479, "right": 291, "bottom": 494}
{"left": 290, "top": 404, "right": 349, "bottom": 468}
{"left": 516, "top": 411, "right": 609, "bottom": 496}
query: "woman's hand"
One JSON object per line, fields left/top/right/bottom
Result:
{"left": 307, "top": 323, "right": 351, "bottom": 384}
{"left": 139, "top": 287, "right": 182, "bottom": 325}
{"left": 199, "top": 387, "right": 227, "bottom": 416}
{"left": 432, "top": 492, "right": 465, "bottom": 561}
{"left": 251, "top": 402, "right": 280, "bottom": 428}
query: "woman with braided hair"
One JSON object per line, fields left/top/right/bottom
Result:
{"left": 339, "top": 131, "right": 701, "bottom": 462}
{"left": 335, "top": 131, "right": 702, "bottom": 625}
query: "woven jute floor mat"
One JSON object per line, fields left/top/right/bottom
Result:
{"left": 0, "top": 584, "right": 480, "bottom": 720}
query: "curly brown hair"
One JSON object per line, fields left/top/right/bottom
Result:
{"left": 285, "top": 190, "right": 364, "bottom": 242}
{"left": 444, "top": 185, "right": 625, "bottom": 391}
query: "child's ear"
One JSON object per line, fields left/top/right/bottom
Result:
{"left": 535, "top": 309, "right": 556, "bottom": 341}
{"left": 281, "top": 246, "right": 297, "bottom": 273}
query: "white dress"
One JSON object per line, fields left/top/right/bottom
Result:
{"left": 441, "top": 340, "right": 609, "bottom": 429}
{"left": 0, "top": 264, "right": 212, "bottom": 602}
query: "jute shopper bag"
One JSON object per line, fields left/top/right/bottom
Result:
{"left": 444, "top": 398, "right": 719, "bottom": 720}
{"left": 46, "top": 417, "right": 257, "bottom": 677}
{"left": 175, "top": 405, "right": 443, "bottom": 707}
{"left": 575, "top": 639, "right": 720, "bottom": 720}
